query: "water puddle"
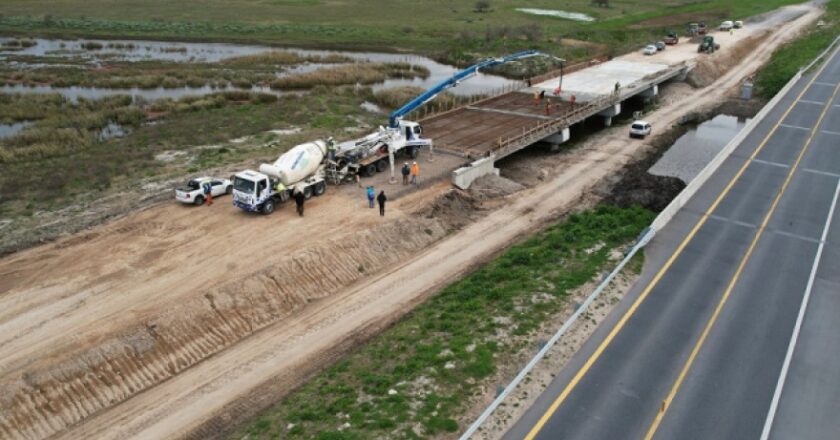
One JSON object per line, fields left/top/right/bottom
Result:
{"left": 360, "top": 101, "right": 384, "bottom": 114}
{"left": 649, "top": 114, "right": 751, "bottom": 183}
{"left": 0, "top": 121, "right": 32, "bottom": 139}
{"left": 0, "top": 38, "right": 519, "bottom": 98}
{"left": 98, "top": 121, "right": 127, "bottom": 141}
{"left": 516, "top": 8, "right": 595, "bottom": 22}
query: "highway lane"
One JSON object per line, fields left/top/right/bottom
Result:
{"left": 504, "top": 44, "right": 840, "bottom": 440}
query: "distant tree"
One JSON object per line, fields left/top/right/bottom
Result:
{"left": 475, "top": 1, "right": 491, "bottom": 13}
{"left": 591, "top": 0, "right": 610, "bottom": 7}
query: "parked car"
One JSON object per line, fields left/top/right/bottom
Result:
{"left": 720, "top": 20, "right": 734, "bottom": 31}
{"left": 175, "top": 176, "right": 232, "bottom": 205}
{"left": 643, "top": 45, "right": 658, "bottom": 55}
{"left": 655, "top": 41, "right": 666, "bottom": 51}
{"left": 629, "top": 120, "right": 652, "bottom": 139}
{"left": 664, "top": 31, "right": 679, "bottom": 45}
{"left": 734, "top": 20, "right": 744, "bottom": 29}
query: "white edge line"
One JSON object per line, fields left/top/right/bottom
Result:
{"left": 759, "top": 177, "right": 840, "bottom": 440}
{"left": 460, "top": 35, "right": 840, "bottom": 440}
{"left": 457, "top": 229, "right": 654, "bottom": 440}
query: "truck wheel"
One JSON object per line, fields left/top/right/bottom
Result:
{"left": 363, "top": 163, "right": 377, "bottom": 177}
{"left": 376, "top": 159, "right": 388, "bottom": 173}
{"left": 408, "top": 146, "right": 419, "bottom": 159}
{"left": 194, "top": 195, "right": 205, "bottom": 206}
{"left": 313, "top": 181, "right": 326, "bottom": 196}
{"left": 303, "top": 186, "right": 313, "bottom": 200}
{"left": 262, "top": 199, "right": 275, "bottom": 215}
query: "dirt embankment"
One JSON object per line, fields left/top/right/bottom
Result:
{"left": 0, "top": 186, "right": 481, "bottom": 440}
{"left": 687, "top": 32, "right": 767, "bottom": 88}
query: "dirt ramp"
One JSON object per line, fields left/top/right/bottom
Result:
{"left": 688, "top": 33, "right": 767, "bottom": 87}
{"left": 0, "top": 210, "right": 455, "bottom": 440}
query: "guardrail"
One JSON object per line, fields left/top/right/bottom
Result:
{"left": 651, "top": 35, "right": 840, "bottom": 231}
{"left": 458, "top": 33, "right": 840, "bottom": 440}
{"left": 458, "top": 227, "right": 655, "bottom": 440}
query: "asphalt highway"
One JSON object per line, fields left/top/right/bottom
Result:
{"left": 504, "top": 44, "right": 840, "bottom": 440}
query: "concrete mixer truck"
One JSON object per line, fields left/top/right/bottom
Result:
{"left": 231, "top": 140, "right": 328, "bottom": 215}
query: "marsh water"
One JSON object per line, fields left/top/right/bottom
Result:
{"left": 0, "top": 37, "right": 519, "bottom": 100}
{"left": 0, "top": 121, "right": 32, "bottom": 139}
{"left": 649, "top": 114, "right": 752, "bottom": 183}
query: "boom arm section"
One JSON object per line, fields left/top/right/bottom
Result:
{"left": 387, "top": 50, "right": 564, "bottom": 128}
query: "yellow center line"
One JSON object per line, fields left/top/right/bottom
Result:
{"left": 643, "top": 76, "right": 840, "bottom": 440}
{"left": 523, "top": 48, "right": 839, "bottom": 440}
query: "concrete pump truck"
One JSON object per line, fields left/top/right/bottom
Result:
{"left": 232, "top": 50, "right": 563, "bottom": 214}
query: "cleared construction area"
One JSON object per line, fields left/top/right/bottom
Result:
{"left": 0, "top": 4, "right": 823, "bottom": 440}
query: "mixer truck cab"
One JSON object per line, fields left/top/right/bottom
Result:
{"left": 231, "top": 170, "right": 287, "bottom": 214}
{"left": 232, "top": 140, "right": 329, "bottom": 215}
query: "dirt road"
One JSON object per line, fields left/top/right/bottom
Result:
{"left": 0, "top": 4, "right": 821, "bottom": 439}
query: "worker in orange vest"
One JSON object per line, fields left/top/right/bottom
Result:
{"left": 410, "top": 161, "right": 420, "bottom": 185}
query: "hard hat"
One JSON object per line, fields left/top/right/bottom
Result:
{"left": 412, "top": 161, "right": 417, "bottom": 165}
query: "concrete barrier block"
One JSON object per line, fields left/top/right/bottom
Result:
{"left": 452, "top": 156, "right": 499, "bottom": 189}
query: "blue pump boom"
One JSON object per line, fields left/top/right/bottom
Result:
{"left": 387, "top": 50, "right": 564, "bottom": 128}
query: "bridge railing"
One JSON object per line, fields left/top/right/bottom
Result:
{"left": 493, "top": 93, "right": 619, "bottom": 156}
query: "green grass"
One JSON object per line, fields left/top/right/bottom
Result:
{"left": 755, "top": 0, "right": 839, "bottom": 99}
{"left": 229, "top": 204, "right": 654, "bottom": 440}
{"left": 0, "top": 0, "right": 807, "bottom": 64}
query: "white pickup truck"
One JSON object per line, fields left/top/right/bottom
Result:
{"left": 175, "top": 177, "right": 232, "bottom": 205}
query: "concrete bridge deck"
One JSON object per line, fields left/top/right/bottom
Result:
{"left": 422, "top": 59, "right": 689, "bottom": 163}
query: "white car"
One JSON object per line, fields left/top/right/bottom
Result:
{"left": 629, "top": 120, "right": 652, "bottom": 139}
{"left": 175, "top": 176, "right": 232, "bottom": 205}
{"left": 734, "top": 20, "right": 744, "bottom": 29}
{"left": 643, "top": 45, "right": 658, "bottom": 55}
{"left": 720, "top": 20, "right": 734, "bottom": 31}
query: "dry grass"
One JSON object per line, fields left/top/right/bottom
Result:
{"left": 222, "top": 51, "right": 351, "bottom": 66}
{"left": 270, "top": 62, "right": 429, "bottom": 89}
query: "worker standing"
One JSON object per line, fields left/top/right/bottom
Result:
{"left": 570, "top": 95, "right": 576, "bottom": 108}
{"left": 366, "top": 185, "right": 375, "bottom": 208}
{"left": 539, "top": 90, "right": 546, "bottom": 102}
{"left": 614, "top": 81, "right": 621, "bottom": 94}
{"left": 534, "top": 90, "right": 539, "bottom": 105}
{"left": 410, "top": 161, "right": 420, "bottom": 185}
{"left": 202, "top": 181, "right": 213, "bottom": 206}
{"left": 545, "top": 97, "right": 552, "bottom": 116}
{"left": 401, "top": 162, "right": 411, "bottom": 185}
{"left": 377, "top": 190, "right": 387, "bottom": 217}
{"left": 327, "top": 136, "right": 337, "bottom": 161}
{"left": 293, "top": 188, "right": 305, "bottom": 217}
